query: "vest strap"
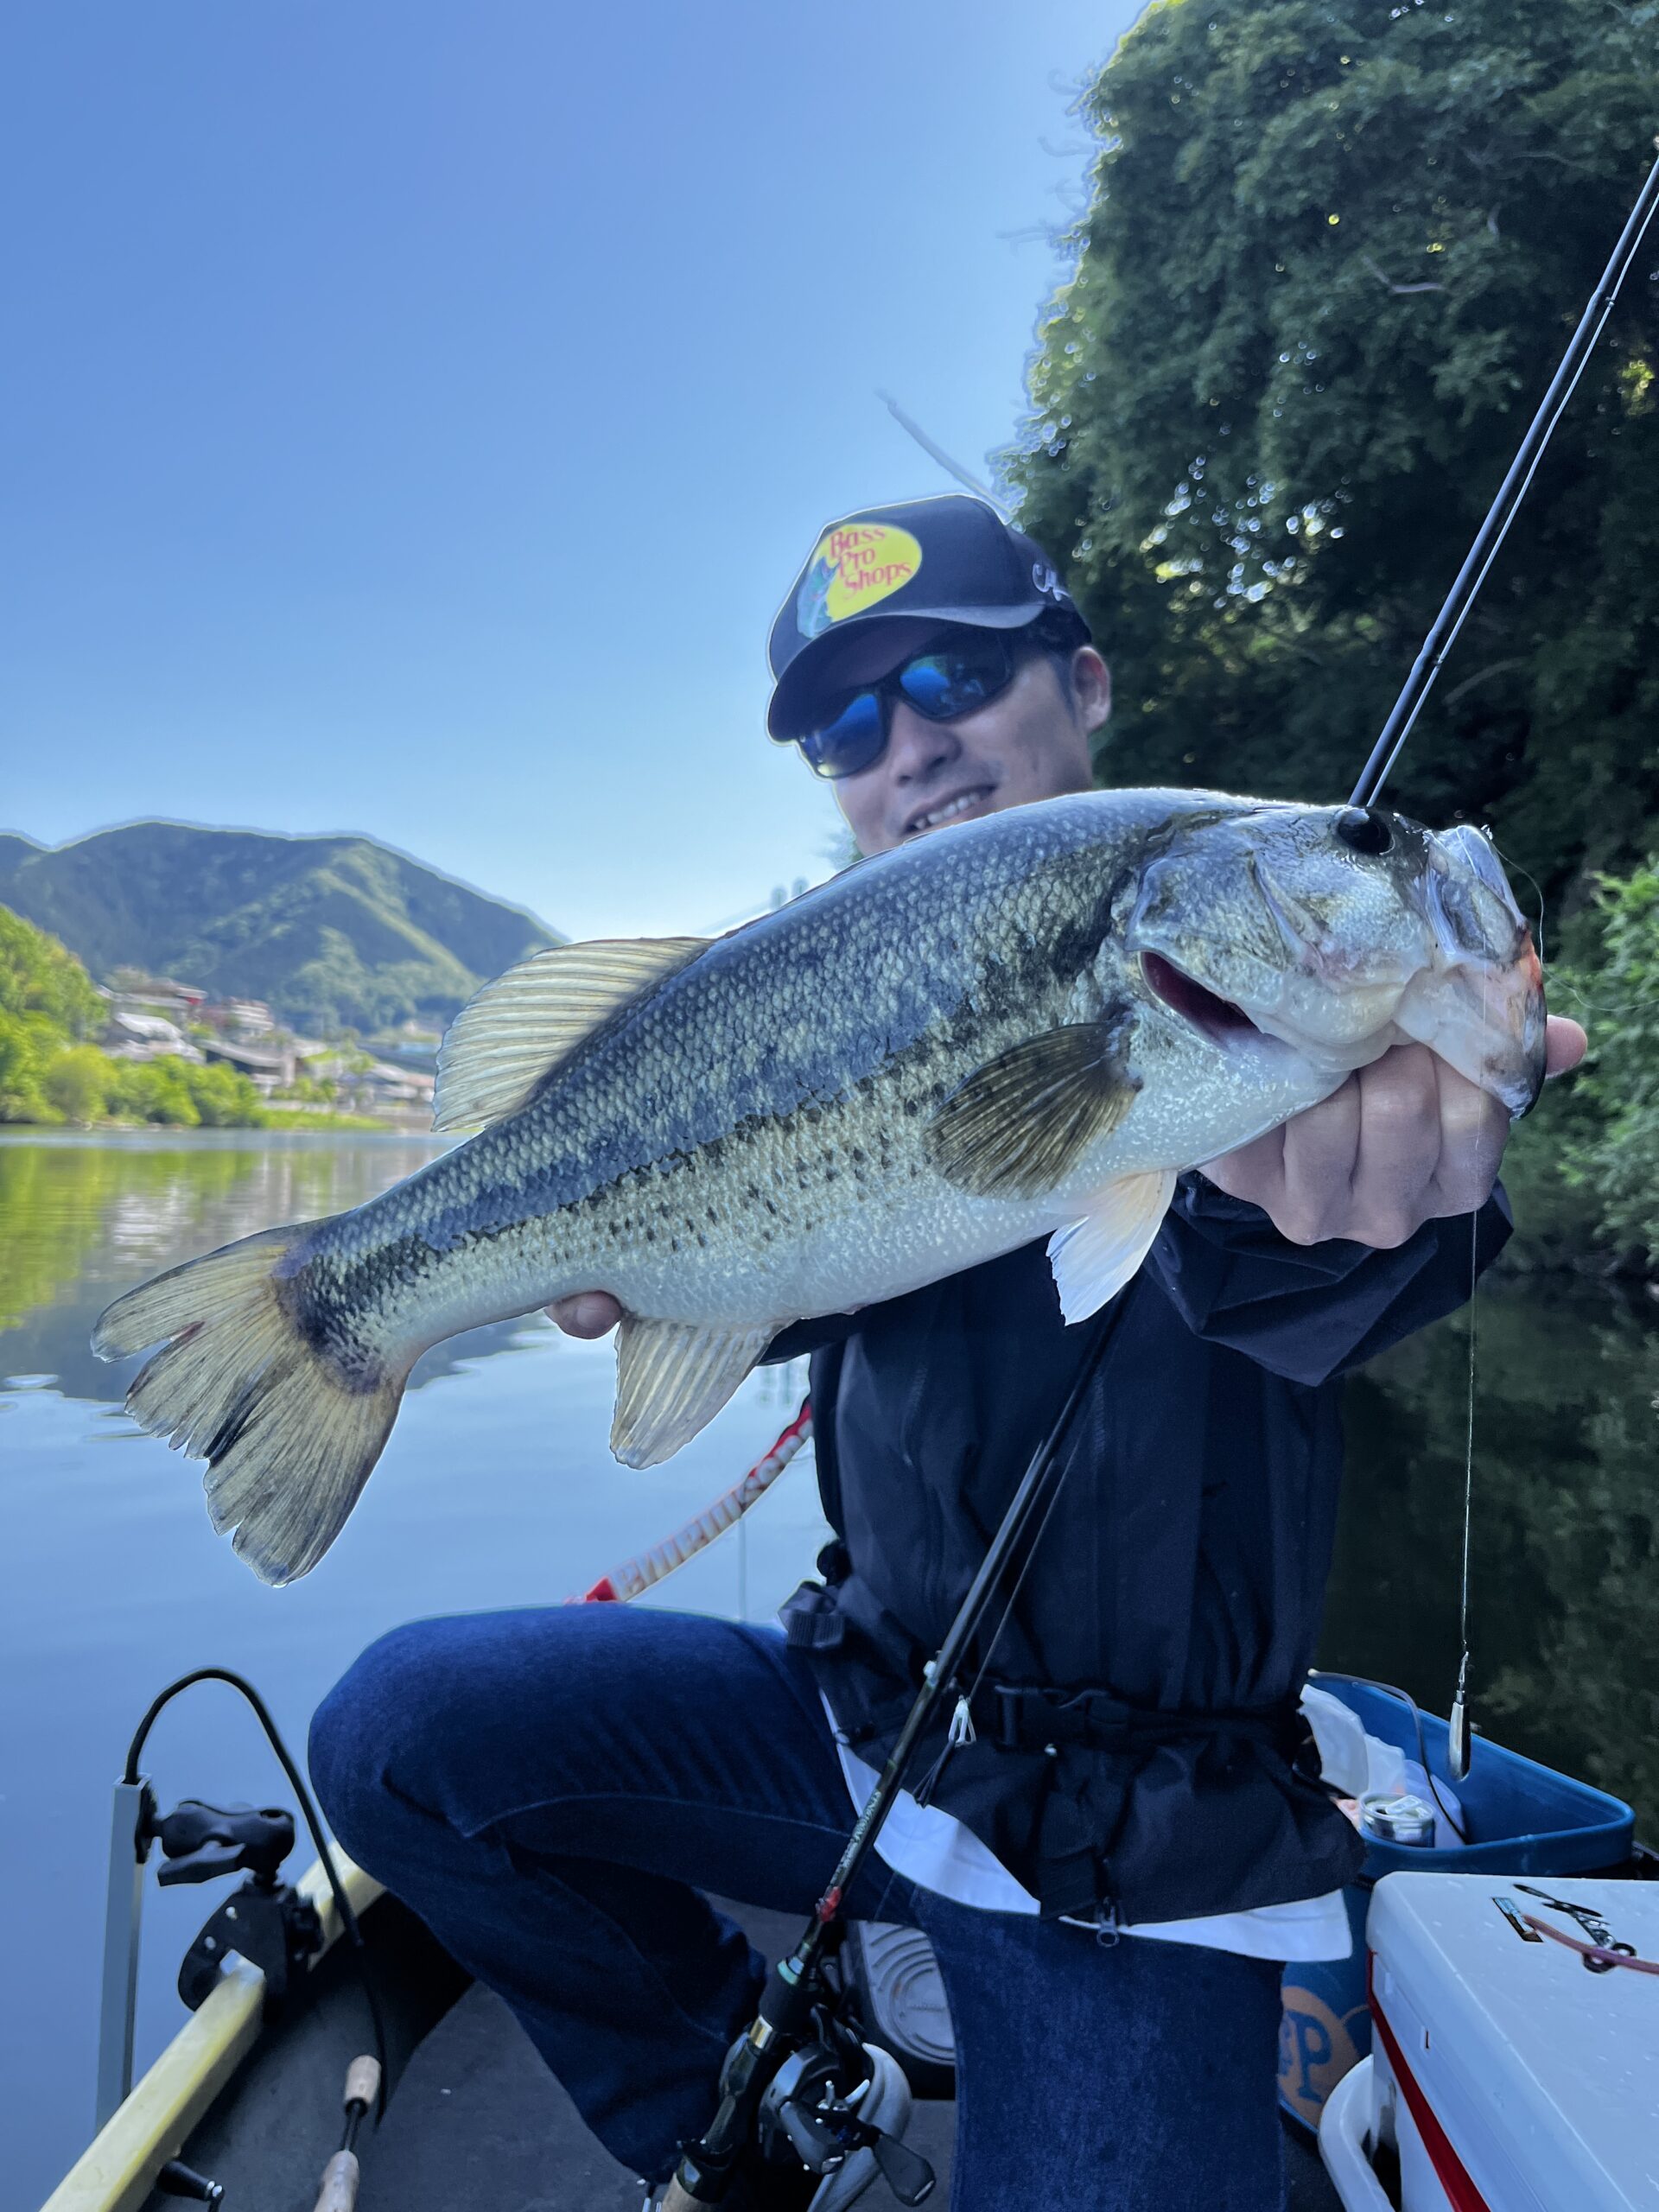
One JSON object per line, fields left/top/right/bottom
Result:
{"left": 982, "top": 1683, "right": 1300, "bottom": 1758}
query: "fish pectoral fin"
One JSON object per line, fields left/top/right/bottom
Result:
{"left": 1046, "top": 1169, "right": 1177, "bottom": 1322}
{"left": 434, "top": 936, "right": 712, "bottom": 1132}
{"left": 611, "top": 1318, "right": 778, "bottom": 1468}
{"left": 924, "top": 1016, "right": 1140, "bottom": 1198}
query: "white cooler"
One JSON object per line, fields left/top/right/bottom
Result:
{"left": 1319, "top": 1873, "right": 1659, "bottom": 2211}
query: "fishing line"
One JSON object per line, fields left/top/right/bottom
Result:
{"left": 876, "top": 390, "right": 1012, "bottom": 515}
{"left": 1446, "top": 956, "right": 1491, "bottom": 1786}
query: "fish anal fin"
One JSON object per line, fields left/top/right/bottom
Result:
{"left": 434, "top": 936, "right": 710, "bottom": 1132}
{"left": 611, "top": 1317, "right": 778, "bottom": 1468}
{"left": 924, "top": 1015, "right": 1140, "bottom": 1199}
{"left": 1046, "top": 1169, "right": 1176, "bottom": 1322}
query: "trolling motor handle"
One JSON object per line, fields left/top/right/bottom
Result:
{"left": 155, "top": 1800, "right": 296, "bottom": 1886}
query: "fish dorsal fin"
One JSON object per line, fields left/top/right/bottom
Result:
{"left": 434, "top": 937, "right": 710, "bottom": 1131}
{"left": 1046, "top": 1169, "right": 1176, "bottom": 1323}
{"left": 611, "top": 1316, "right": 778, "bottom": 1468}
{"left": 924, "top": 1014, "right": 1140, "bottom": 1199}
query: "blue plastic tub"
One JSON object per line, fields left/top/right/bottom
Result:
{"left": 1276, "top": 1675, "right": 1634, "bottom": 2132}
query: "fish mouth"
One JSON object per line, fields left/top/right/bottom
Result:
{"left": 1141, "top": 951, "right": 1263, "bottom": 1047}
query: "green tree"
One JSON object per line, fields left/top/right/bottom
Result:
{"left": 106, "top": 1058, "right": 201, "bottom": 1128}
{"left": 1009, "top": 0, "right": 1659, "bottom": 904}
{"left": 42, "top": 1045, "right": 112, "bottom": 1125}
{"left": 0, "top": 905, "right": 105, "bottom": 1037}
{"left": 0, "top": 1010, "right": 55, "bottom": 1123}
{"left": 1557, "top": 860, "right": 1659, "bottom": 1263}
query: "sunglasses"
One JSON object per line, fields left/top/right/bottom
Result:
{"left": 792, "top": 629, "right": 1029, "bottom": 780}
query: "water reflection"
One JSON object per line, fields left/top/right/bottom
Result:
{"left": 0, "top": 1129, "right": 533, "bottom": 1401}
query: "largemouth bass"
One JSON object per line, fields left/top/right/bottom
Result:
{"left": 92, "top": 791, "right": 1545, "bottom": 1583}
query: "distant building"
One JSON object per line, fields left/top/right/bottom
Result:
{"left": 195, "top": 997, "right": 276, "bottom": 1037}
{"left": 106, "top": 974, "right": 207, "bottom": 1021}
{"left": 198, "top": 1036, "right": 296, "bottom": 1091}
{"left": 103, "top": 1009, "right": 205, "bottom": 1064}
{"left": 354, "top": 1061, "right": 436, "bottom": 1109}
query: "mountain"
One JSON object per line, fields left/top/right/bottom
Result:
{"left": 0, "top": 823, "right": 560, "bottom": 1034}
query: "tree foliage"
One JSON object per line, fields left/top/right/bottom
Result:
{"left": 1009, "top": 0, "right": 1659, "bottom": 902}
{"left": 1558, "top": 859, "right": 1659, "bottom": 1262}
{"left": 0, "top": 905, "right": 105, "bottom": 1037}
{"left": 0, "top": 904, "right": 266, "bottom": 1128}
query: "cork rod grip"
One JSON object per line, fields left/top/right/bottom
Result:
{"left": 345, "top": 2055, "right": 381, "bottom": 2110}
{"left": 311, "top": 2149, "right": 360, "bottom": 2212}
{"left": 657, "top": 2181, "right": 712, "bottom": 2212}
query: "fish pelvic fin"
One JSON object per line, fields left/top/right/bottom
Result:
{"left": 434, "top": 936, "right": 711, "bottom": 1132}
{"left": 1046, "top": 1170, "right": 1177, "bottom": 1323}
{"left": 925, "top": 1014, "right": 1141, "bottom": 1199}
{"left": 611, "top": 1317, "right": 778, "bottom": 1468}
{"left": 92, "top": 1224, "right": 402, "bottom": 1586}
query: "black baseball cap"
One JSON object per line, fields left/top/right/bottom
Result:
{"left": 766, "top": 493, "right": 1085, "bottom": 739}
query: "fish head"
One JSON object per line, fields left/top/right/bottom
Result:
{"left": 1121, "top": 800, "right": 1546, "bottom": 1116}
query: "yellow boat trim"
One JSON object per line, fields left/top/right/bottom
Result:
{"left": 39, "top": 1857, "right": 382, "bottom": 2212}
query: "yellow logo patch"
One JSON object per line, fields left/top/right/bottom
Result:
{"left": 797, "top": 523, "right": 923, "bottom": 638}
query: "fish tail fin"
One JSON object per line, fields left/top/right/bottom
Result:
{"left": 92, "top": 1223, "right": 403, "bottom": 1585}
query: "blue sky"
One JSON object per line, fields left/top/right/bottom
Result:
{"left": 3, "top": 2, "right": 1141, "bottom": 940}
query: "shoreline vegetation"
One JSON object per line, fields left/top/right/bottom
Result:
{"left": 1, "top": 904, "right": 402, "bottom": 1135}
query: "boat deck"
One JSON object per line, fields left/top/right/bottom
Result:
{"left": 364, "top": 1971, "right": 1339, "bottom": 2209}
{"left": 140, "top": 1897, "right": 1340, "bottom": 2210}
{"left": 356, "top": 1903, "right": 1339, "bottom": 2211}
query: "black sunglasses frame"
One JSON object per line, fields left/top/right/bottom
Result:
{"left": 792, "top": 621, "right": 1069, "bottom": 781}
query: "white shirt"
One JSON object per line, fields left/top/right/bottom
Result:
{"left": 822, "top": 1684, "right": 1369, "bottom": 1963}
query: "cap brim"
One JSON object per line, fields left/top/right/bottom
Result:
{"left": 766, "top": 600, "right": 1050, "bottom": 740}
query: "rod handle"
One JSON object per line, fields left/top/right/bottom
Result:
{"left": 658, "top": 2183, "right": 717, "bottom": 2212}
{"left": 344, "top": 2054, "right": 381, "bottom": 2111}
{"left": 312, "top": 2149, "right": 359, "bottom": 2212}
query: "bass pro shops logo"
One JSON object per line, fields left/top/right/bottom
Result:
{"left": 797, "top": 523, "right": 923, "bottom": 638}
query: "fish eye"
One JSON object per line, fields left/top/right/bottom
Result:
{"left": 1333, "top": 807, "right": 1394, "bottom": 856}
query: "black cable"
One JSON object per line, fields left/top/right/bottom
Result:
{"left": 124, "top": 1666, "right": 390, "bottom": 2115}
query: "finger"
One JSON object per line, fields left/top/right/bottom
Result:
{"left": 1198, "top": 1124, "right": 1287, "bottom": 1212}
{"left": 1346, "top": 1045, "right": 1442, "bottom": 1246}
{"left": 545, "top": 1292, "right": 624, "bottom": 1339}
{"left": 1421, "top": 1057, "right": 1508, "bottom": 1220}
{"left": 1544, "top": 1015, "right": 1587, "bottom": 1077}
{"left": 1273, "top": 1074, "right": 1363, "bottom": 1243}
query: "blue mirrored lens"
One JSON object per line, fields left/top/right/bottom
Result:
{"left": 801, "top": 690, "right": 887, "bottom": 779}
{"left": 797, "top": 633, "right": 1018, "bottom": 778}
{"left": 897, "top": 640, "right": 1013, "bottom": 721}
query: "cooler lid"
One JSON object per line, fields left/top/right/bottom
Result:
{"left": 1369, "top": 1874, "right": 1659, "bottom": 2211}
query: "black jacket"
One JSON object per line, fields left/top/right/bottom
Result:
{"left": 771, "top": 1176, "right": 1510, "bottom": 1925}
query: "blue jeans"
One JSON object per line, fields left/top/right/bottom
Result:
{"left": 309, "top": 1606, "right": 1287, "bottom": 2210}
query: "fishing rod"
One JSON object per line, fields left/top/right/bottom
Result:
{"left": 1346, "top": 138, "right": 1659, "bottom": 1787}
{"left": 658, "top": 1317, "right": 1116, "bottom": 2210}
{"left": 1350, "top": 140, "right": 1659, "bottom": 811}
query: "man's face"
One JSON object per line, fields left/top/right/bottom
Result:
{"left": 811, "top": 621, "right": 1113, "bottom": 857}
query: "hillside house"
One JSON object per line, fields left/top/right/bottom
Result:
{"left": 102, "top": 1009, "right": 205, "bottom": 1064}
{"left": 197, "top": 1036, "right": 296, "bottom": 1091}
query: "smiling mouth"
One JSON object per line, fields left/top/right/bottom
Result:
{"left": 1141, "top": 951, "right": 1262, "bottom": 1046}
{"left": 904, "top": 786, "right": 995, "bottom": 838}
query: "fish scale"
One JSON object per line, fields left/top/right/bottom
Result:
{"left": 92, "top": 787, "right": 1546, "bottom": 1583}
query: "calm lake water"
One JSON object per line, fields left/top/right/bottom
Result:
{"left": 3, "top": 1131, "right": 1656, "bottom": 2204}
